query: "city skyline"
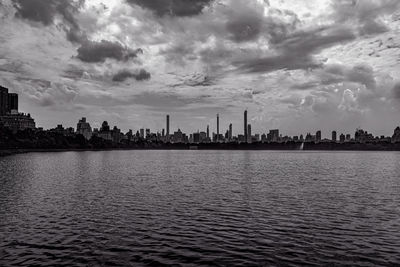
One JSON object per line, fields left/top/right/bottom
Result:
{"left": 2, "top": 84, "right": 400, "bottom": 142}
{"left": 1, "top": 0, "right": 400, "bottom": 136}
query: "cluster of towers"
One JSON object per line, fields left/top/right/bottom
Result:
{"left": 164, "top": 110, "right": 251, "bottom": 143}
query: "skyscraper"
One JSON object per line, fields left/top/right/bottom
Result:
{"left": 0, "top": 86, "right": 8, "bottom": 116}
{"left": 229, "top": 123, "right": 232, "bottom": 141}
{"left": 316, "top": 130, "right": 322, "bottom": 142}
{"left": 77, "top": 117, "right": 92, "bottom": 140}
{"left": 8, "top": 93, "right": 18, "bottom": 112}
{"left": 207, "top": 125, "right": 209, "bottom": 139}
{"left": 332, "top": 131, "right": 337, "bottom": 142}
{"left": 244, "top": 110, "right": 248, "bottom": 143}
{"left": 247, "top": 124, "right": 252, "bottom": 143}
{"left": 166, "top": 115, "right": 170, "bottom": 141}
{"left": 217, "top": 114, "right": 219, "bottom": 142}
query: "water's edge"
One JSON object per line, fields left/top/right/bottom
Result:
{"left": 2, "top": 146, "right": 400, "bottom": 158}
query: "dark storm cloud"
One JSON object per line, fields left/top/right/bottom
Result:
{"left": 13, "top": 0, "right": 84, "bottom": 26}
{"left": 226, "top": 8, "right": 263, "bottom": 42}
{"left": 235, "top": 54, "right": 320, "bottom": 74}
{"left": 235, "top": 26, "right": 356, "bottom": 73}
{"left": 66, "top": 28, "right": 88, "bottom": 44}
{"left": 225, "top": 5, "right": 299, "bottom": 43}
{"left": 76, "top": 40, "right": 143, "bottom": 63}
{"left": 126, "top": 0, "right": 213, "bottom": 17}
{"left": 13, "top": 0, "right": 86, "bottom": 44}
{"left": 112, "top": 69, "right": 151, "bottom": 82}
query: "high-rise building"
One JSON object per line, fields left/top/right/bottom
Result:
{"left": 332, "top": 131, "right": 337, "bottom": 142}
{"left": 340, "top": 133, "right": 346, "bottom": 143}
{"left": 199, "top": 131, "right": 207, "bottom": 142}
{"left": 112, "top": 126, "right": 122, "bottom": 143}
{"left": 8, "top": 93, "right": 18, "bottom": 112}
{"left": 77, "top": 117, "right": 92, "bottom": 140}
{"left": 98, "top": 121, "right": 112, "bottom": 141}
{"left": 207, "top": 125, "right": 209, "bottom": 139}
{"left": 101, "top": 121, "right": 110, "bottom": 132}
{"left": 0, "top": 86, "right": 8, "bottom": 116}
{"left": 229, "top": 123, "right": 232, "bottom": 141}
{"left": 127, "top": 129, "right": 133, "bottom": 141}
{"left": 316, "top": 130, "right": 322, "bottom": 142}
{"left": 140, "top": 128, "right": 145, "bottom": 138}
{"left": 269, "top": 129, "right": 279, "bottom": 142}
{"left": 174, "top": 128, "right": 183, "bottom": 143}
{"left": 217, "top": 114, "right": 219, "bottom": 142}
{"left": 247, "top": 124, "right": 252, "bottom": 143}
{"left": 166, "top": 115, "right": 170, "bottom": 140}
{"left": 244, "top": 110, "right": 248, "bottom": 142}
{"left": 0, "top": 86, "right": 19, "bottom": 115}
{"left": 193, "top": 132, "right": 200, "bottom": 143}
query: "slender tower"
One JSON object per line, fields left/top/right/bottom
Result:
{"left": 166, "top": 115, "right": 170, "bottom": 141}
{"left": 247, "top": 124, "right": 252, "bottom": 143}
{"left": 229, "top": 123, "right": 232, "bottom": 141}
{"left": 244, "top": 110, "right": 248, "bottom": 142}
{"left": 217, "top": 114, "right": 219, "bottom": 142}
{"left": 207, "top": 125, "right": 210, "bottom": 139}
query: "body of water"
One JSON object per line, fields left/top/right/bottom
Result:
{"left": 0, "top": 151, "right": 400, "bottom": 266}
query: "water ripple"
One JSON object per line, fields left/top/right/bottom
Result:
{"left": 1, "top": 151, "right": 400, "bottom": 266}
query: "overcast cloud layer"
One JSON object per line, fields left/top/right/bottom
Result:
{"left": 1, "top": 0, "right": 399, "bottom": 137}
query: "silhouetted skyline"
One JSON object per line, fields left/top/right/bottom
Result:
{"left": 2, "top": 85, "right": 400, "bottom": 144}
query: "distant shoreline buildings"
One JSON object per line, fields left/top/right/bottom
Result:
{"left": 0, "top": 86, "right": 35, "bottom": 132}
{"left": 1, "top": 85, "right": 400, "bottom": 145}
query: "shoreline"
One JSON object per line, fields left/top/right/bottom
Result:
{"left": 1, "top": 145, "right": 400, "bottom": 157}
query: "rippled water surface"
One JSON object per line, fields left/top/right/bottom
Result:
{"left": 1, "top": 151, "right": 400, "bottom": 266}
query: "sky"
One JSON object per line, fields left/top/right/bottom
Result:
{"left": 0, "top": 0, "right": 399, "bottom": 137}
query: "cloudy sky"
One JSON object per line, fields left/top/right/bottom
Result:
{"left": 0, "top": 0, "right": 399, "bottom": 137}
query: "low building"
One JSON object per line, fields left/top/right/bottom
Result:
{"left": 0, "top": 112, "right": 35, "bottom": 132}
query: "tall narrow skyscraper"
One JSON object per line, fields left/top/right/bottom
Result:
{"left": 0, "top": 86, "right": 8, "bottom": 116}
{"left": 166, "top": 115, "right": 170, "bottom": 141}
{"left": 229, "top": 123, "right": 232, "bottom": 141}
{"left": 8, "top": 93, "right": 18, "bottom": 112}
{"left": 247, "top": 124, "right": 252, "bottom": 143}
{"left": 207, "top": 125, "right": 209, "bottom": 139}
{"left": 244, "top": 110, "right": 248, "bottom": 143}
{"left": 217, "top": 114, "right": 219, "bottom": 142}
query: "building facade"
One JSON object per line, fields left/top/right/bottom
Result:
{"left": 76, "top": 117, "right": 92, "bottom": 140}
{"left": 0, "top": 113, "right": 36, "bottom": 132}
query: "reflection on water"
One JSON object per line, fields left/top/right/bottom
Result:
{"left": 1, "top": 151, "right": 400, "bottom": 266}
